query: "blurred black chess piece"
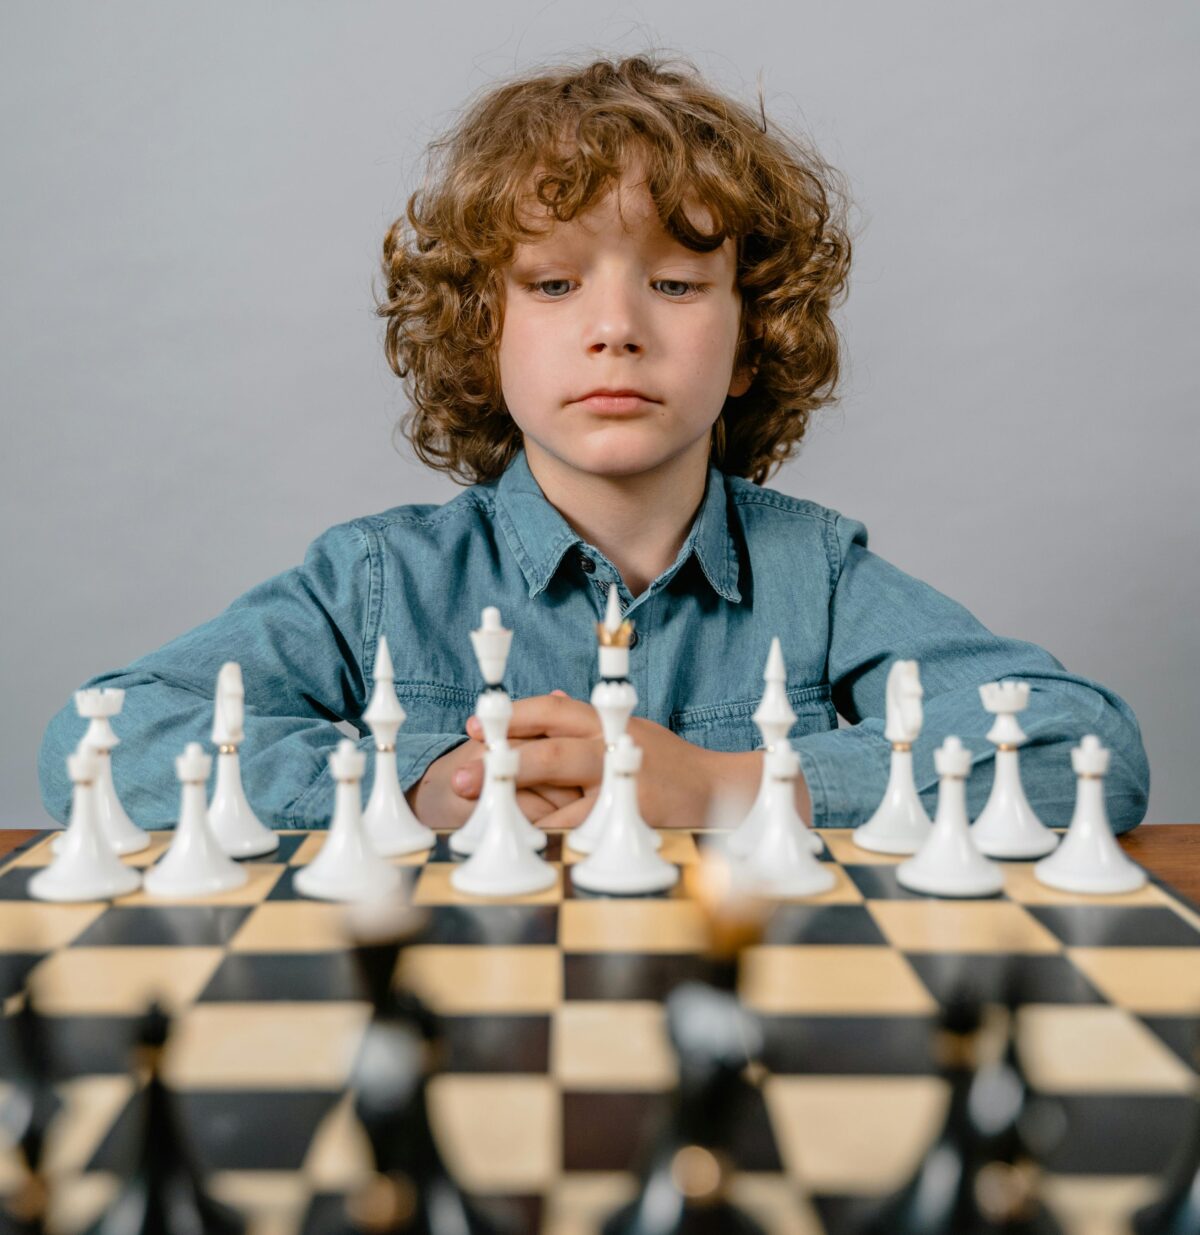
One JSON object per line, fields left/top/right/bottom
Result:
{"left": 0, "top": 989, "right": 58, "bottom": 1235}
{"left": 1131, "top": 1019, "right": 1200, "bottom": 1235}
{"left": 86, "top": 1001, "right": 244, "bottom": 1235}
{"left": 336, "top": 897, "right": 504, "bottom": 1235}
{"left": 601, "top": 982, "right": 767, "bottom": 1235}
{"left": 861, "top": 984, "right": 1063, "bottom": 1235}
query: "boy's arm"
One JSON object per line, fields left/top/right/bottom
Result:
{"left": 792, "top": 514, "right": 1150, "bottom": 834}
{"left": 38, "top": 522, "right": 468, "bottom": 829}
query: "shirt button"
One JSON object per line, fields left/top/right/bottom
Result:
{"left": 578, "top": 553, "right": 596, "bottom": 574}
{"left": 628, "top": 630, "right": 640, "bottom": 649}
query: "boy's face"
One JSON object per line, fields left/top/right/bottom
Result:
{"left": 497, "top": 169, "right": 751, "bottom": 483}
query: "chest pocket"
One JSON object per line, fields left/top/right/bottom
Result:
{"left": 392, "top": 681, "right": 478, "bottom": 736}
{"left": 669, "top": 683, "right": 836, "bottom": 754}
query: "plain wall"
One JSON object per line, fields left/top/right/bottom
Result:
{"left": 2, "top": 1, "right": 1197, "bottom": 827}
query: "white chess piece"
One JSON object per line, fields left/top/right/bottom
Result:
{"left": 451, "top": 745, "right": 557, "bottom": 897}
{"left": 568, "top": 585, "right": 661, "bottom": 855}
{"left": 207, "top": 663, "right": 280, "bottom": 858}
{"left": 740, "top": 745, "right": 834, "bottom": 897}
{"left": 362, "top": 636, "right": 435, "bottom": 857}
{"left": 1034, "top": 735, "right": 1145, "bottom": 894}
{"left": 52, "top": 688, "right": 150, "bottom": 857}
{"left": 30, "top": 745, "right": 142, "bottom": 903}
{"left": 144, "top": 743, "right": 249, "bottom": 899}
{"left": 450, "top": 608, "right": 547, "bottom": 857}
{"left": 897, "top": 736, "right": 1004, "bottom": 898}
{"left": 294, "top": 740, "right": 403, "bottom": 903}
{"left": 727, "top": 638, "right": 820, "bottom": 858}
{"left": 853, "top": 660, "right": 933, "bottom": 855}
{"left": 572, "top": 734, "right": 679, "bottom": 896}
{"left": 971, "top": 682, "right": 1059, "bottom": 859}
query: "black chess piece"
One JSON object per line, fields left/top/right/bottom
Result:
{"left": 601, "top": 982, "right": 767, "bottom": 1235}
{"left": 86, "top": 1002, "right": 244, "bottom": 1235}
{"left": 341, "top": 998, "right": 503, "bottom": 1234}
{"left": 861, "top": 990, "right": 1062, "bottom": 1235}
{"left": 1131, "top": 1020, "right": 1200, "bottom": 1235}
{"left": 0, "top": 990, "right": 58, "bottom": 1235}
{"left": 335, "top": 900, "right": 501, "bottom": 1234}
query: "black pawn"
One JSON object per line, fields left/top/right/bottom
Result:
{"left": 341, "top": 1001, "right": 503, "bottom": 1234}
{"left": 602, "top": 982, "right": 767, "bottom": 1235}
{"left": 86, "top": 1003, "right": 244, "bottom": 1235}
{"left": 862, "top": 991, "right": 1062, "bottom": 1235}
{"left": 1131, "top": 1021, "right": 1200, "bottom": 1235}
{"left": 0, "top": 991, "right": 58, "bottom": 1235}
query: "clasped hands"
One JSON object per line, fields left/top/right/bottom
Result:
{"left": 406, "top": 690, "right": 811, "bottom": 832}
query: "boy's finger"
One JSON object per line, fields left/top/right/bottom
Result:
{"left": 538, "top": 793, "right": 596, "bottom": 832}
{"left": 505, "top": 694, "right": 599, "bottom": 739}
{"left": 512, "top": 735, "right": 603, "bottom": 788}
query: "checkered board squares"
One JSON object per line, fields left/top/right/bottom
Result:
{"left": 1, "top": 827, "right": 1199, "bottom": 1235}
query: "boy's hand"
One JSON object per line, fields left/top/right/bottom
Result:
{"left": 453, "top": 691, "right": 778, "bottom": 830}
{"left": 404, "top": 732, "right": 583, "bottom": 831}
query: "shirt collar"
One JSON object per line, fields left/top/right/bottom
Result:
{"left": 493, "top": 447, "right": 742, "bottom": 604}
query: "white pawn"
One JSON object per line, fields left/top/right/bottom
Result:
{"left": 971, "top": 682, "right": 1059, "bottom": 859}
{"left": 897, "top": 737, "right": 1004, "bottom": 898}
{"left": 450, "top": 608, "right": 547, "bottom": 857}
{"left": 853, "top": 660, "right": 933, "bottom": 855}
{"left": 52, "top": 688, "right": 150, "bottom": 857}
{"left": 144, "top": 743, "right": 248, "bottom": 899}
{"left": 31, "top": 746, "right": 141, "bottom": 903}
{"left": 741, "top": 745, "right": 834, "bottom": 897}
{"left": 1034, "top": 735, "right": 1145, "bottom": 894}
{"left": 451, "top": 745, "right": 557, "bottom": 897}
{"left": 294, "top": 740, "right": 402, "bottom": 903}
{"left": 572, "top": 735, "right": 679, "bottom": 896}
{"left": 569, "top": 585, "right": 661, "bottom": 855}
{"left": 362, "top": 636, "right": 435, "bottom": 857}
{"left": 727, "top": 638, "right": 820, "bottom": 858}
{"left": 207, "top": 663, "right": 279, "bottom": 858}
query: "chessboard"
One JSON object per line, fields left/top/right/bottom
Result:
{"left": 2, "top": 826, "right": 1199, "bottom": 1235}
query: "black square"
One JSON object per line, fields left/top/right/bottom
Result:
{"left": 1139, "top": 1016, "right": 1200, "bottom": 1073}
{"left": 301, "top": 1191, "right": 534, "bottom": 1235}
{"left": 763, "top": 905, "right": 888, "bottom": 946}
{"left": 1025, "top": 905, "right": 1200, "bottom": 948}
{"left": 429, "top": 832, "right": 562, "bottom": 863}
{"left": 42, "top": 1016, "right": 142, "bottom": 1079}
{"left": 88, "top": 1088, "right": 342, "bottom": 1173}
{"left": 906, "top": 953, "right": 1106, "bottom": 1007}
{"left": 842, "top": 866, "right": 930, "bottom": 901}
{"left": 421, "top": 905, "right": 558, "bottom": 946}
{"left": 0, "top": 952, "right": 42, "bottom": 999}
{"left": 1042, "top": 1094, "right": 1195, "bottom": 1174}
{"left": 564, "top": 952, "right": 713, "bottom": 1001}
{"left": 761, "top": 1015, "right": 936, "bottom": 1075}
{"left": 440, "top": 1014, "right": 550, "bottom": 1073}
{"left": 0, "top": 868, "right": 37, "bottom": 901}
{"left": 270, "top": 833, "right": 309, "bottom": 863}
{"left": 562, "top": 1086, "right": 780, "bottom": 1172}
{"left": 198, "top": 953, "right": 365, "bottom": 1003}
{"left": 73, "top": 906, "right": 255, "bottom": 949}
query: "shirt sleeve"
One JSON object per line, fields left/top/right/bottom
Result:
{"left": 37, "top": 520, "right": 468, "bottom": 829}
{"left": 792, "top": 513, "right": 1151, "bottom": 834}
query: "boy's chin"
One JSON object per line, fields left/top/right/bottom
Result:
{"left": 529, "top": 430, "right": 709, "bottom": 480}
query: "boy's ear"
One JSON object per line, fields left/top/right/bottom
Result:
{"left": 728, "top": 365, "right": 756, "bottom": 398}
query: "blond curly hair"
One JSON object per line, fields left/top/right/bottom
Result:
{"left": 375, "top": 52, "right": 853, "bottom": 486}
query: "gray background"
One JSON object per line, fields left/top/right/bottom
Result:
{"left": 2, "top": 2, "right": 1196, "bottom": 828}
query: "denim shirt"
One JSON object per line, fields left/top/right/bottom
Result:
{"left": 39, "top": 448, "right": 1150, "bottom": 831}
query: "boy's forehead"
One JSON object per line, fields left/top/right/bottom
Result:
{"left": 511, "top": 172, "right": 727, "bottom": 260}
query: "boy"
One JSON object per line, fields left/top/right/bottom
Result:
{"left": 39, "top": 54, "right": 1150, "bottom": 834}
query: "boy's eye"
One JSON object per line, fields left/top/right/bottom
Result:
{"left": 522, "top": 279, "right": 707, "bottom": 299}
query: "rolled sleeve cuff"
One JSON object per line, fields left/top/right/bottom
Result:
{"left": 793, "top": 728, "right": 891, "bottom": 830}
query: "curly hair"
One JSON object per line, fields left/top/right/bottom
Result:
{"left": 375, "top": 51, "right": 853, "bottom": 486}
